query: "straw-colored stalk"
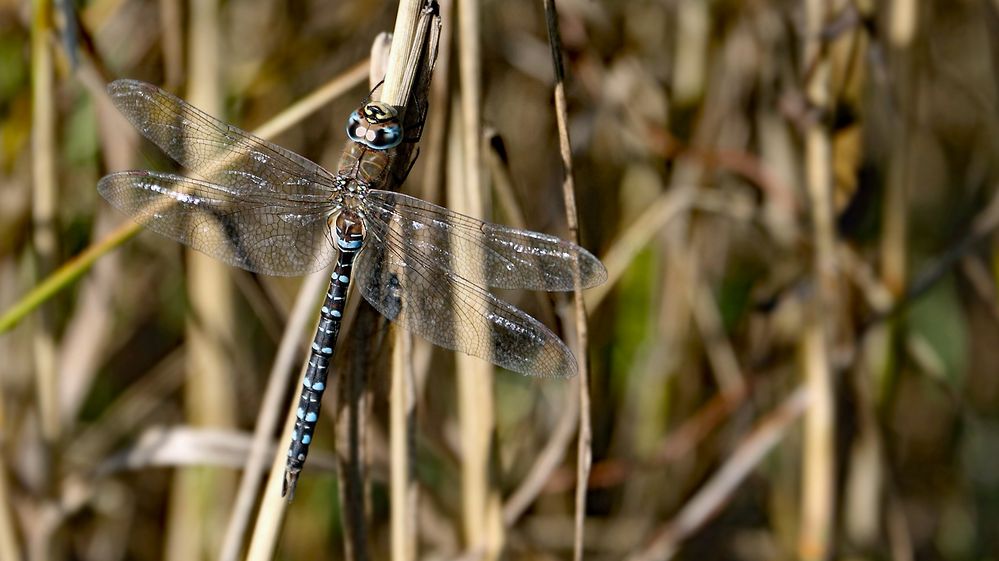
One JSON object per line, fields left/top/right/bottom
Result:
{"left": 379, "top": 3, "right": 429, "bottom": 558}
{"left": 541, "top": 1, "right": 596, "bottom": 558}
{"left": 31, "top": 0, "right": 60, "bottom": 447}
{"left": 799, "top": 0, "right": 836, "bottom": 559}
{"left": 453, "top": 0, "right": 504, "bottom": 553}
{"left": 246, "top": 3, "right": 425, "bottom": 558}
{"left": 381, "top": 0, "right": 426, "bottom": 106}
{"left": 167, "top": 0, "right": 238, "bottom": 559}
{"left": 889, "top": 0, "right": 917, "bottom": 47}
{"left": 0, "top": 449, "right": 19, "bottom": 561}
{"left": 158, "top": 0, "right": 184, "bottom": 89}
{"left": 390, "top": 326, "right": 417, "bottom": 561}
{"left": 672, "top": 0, "right": 708, "bottom": 106}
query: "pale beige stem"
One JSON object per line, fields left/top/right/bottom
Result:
{"left": 31, "top": 0, "right": 60, "bottom": 447}
{"left": 381, "top": 0, "right": 426, "bottom": 105}
{"left": 0, "top": 461, "right": 21, "bottom": 561}
{"left": 454, "top": 0, "right": 503, "bottom": 549}
{"left": 541, "top": 1, "right": 592, "bottom": 559}
{"left": 390, "top": 328, "right": 417, "bottom": 561}
{"left": 799, "top": 1, "right": 837, "bottom": 559}
{"left": 383, "top": 6, "right": 440, "bottom": 558}
{"left": 167, "top": 0, "right": 237, "bottom": 559}
{"left": 889, "top": 0, "right": 917, "bottom": 47}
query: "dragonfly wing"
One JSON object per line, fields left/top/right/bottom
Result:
{"left": 107, "top": 79, "right": 338, "bottom": 201}
{"left": 364, "top": 190, "right": 607, "bottom": 291}
{"left": 354, "top": 215, "right": 577, "bottom": 378}
{"left": 99, "top": 171, "right": 336, "bottom": 276}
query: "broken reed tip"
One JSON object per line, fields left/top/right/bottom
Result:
{"left": 282, "top": 469, "right": 299, "bottom": 502}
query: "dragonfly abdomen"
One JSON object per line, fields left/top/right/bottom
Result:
{"left": 283, "top": 212, "right": 365, "bottom": 498}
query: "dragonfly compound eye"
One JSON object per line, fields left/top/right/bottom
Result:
{"left": 346, "top": 103, "right": 403, "bottom": 150}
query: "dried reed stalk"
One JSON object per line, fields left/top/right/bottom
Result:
{"left": 799, "top": 1, "right": 837, "bottom": 559}
{"left": 249, "top": 4, "right": 431, "bottom": 560}
{"left": 31, "top": 0, "right": 60, "bottom": 448}
{"left": 541, "top": 1, "right": 593, "bottom": 559}
{"left": 453, "top": 0, "right": 506, "bottom": 556}
{"left": 165, "top": 1, "right": 239, "bottom": 559}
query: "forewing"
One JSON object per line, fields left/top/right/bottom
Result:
{"left": 99, "top": 171, "right": 336, "bottom": 276}
{"left": 107, "top": 79, "right": 337, "bottom": 202}
{"left": 364, "top": 190, "right": 606, "bottom": 291}
{"left": 354, "top": 214, "right": 577, "bottom": 378}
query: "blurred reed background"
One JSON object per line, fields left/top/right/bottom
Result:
{"left": 1, "top": 0, "right": 999, "bottom": 560}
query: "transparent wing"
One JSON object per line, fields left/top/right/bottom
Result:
{"left": 364, "top": 190, "right": 606, "bottom": 291}
{"left": 354, "top": 214, "right": 578, "bottom": 378}
{"left": 107, "top": 79, "right": 338, "bottom": 202}
{"left": 99, "top": 171, "right": 337, "bottom": 276}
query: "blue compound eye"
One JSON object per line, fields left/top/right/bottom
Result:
{"left": 345, "top": 105, "right": 403, "bottom": 150}
{"left": 345, "top": 110, "right": 365, "bottom": 143}
{"left": 370, "top": 124, "right": 402, "bottom": 149}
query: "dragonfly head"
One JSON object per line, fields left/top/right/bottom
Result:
{"left": 346, "top": 101, "right": 403, "bottom": 150}
{"left": 333, "top": 209, "right": 365, "bottom": 252}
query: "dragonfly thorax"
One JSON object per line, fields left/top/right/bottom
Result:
{"left": 333, "top": 209, "right": 365, "bottom": 252}
{"left": 331, "top": 176, "right": 370, "bottom": 208}
{"left": 346, "top": 101, "right": 403, "bottom": 150}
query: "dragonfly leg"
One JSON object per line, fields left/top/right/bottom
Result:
{"left": 395, "top": 146, "right": 421, "bottom": 185}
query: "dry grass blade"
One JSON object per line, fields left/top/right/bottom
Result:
{"left": 97, "top": 426, "right": 261, "bottom": 472}
{"left": 0, "top": 464, "right": 20, "bottom": 561}
{"left": 541, "top": 1, "right": 591, "bottom": 559}
{"left": 168, "top": 3, "right": 236, "bottom": 558}
{"left": 799, "top": 1, "right": 837, "bottom": 559}
{"left": 30, "top": 0, "right": 60, "bottom": 446}
{"left": 453, "top": 0, "right": 505, "bottom": 558}
{"left": 889, "top": 0, "right": 917, "bottom": 46}
{"left": 381, "top": 0, "right": 427, "bottom": 105}
{"left": 390, "top": 327, "right": 417, "bottom": 561}
{"left": 384, "top": 7, "right": 440, "bottom": 558}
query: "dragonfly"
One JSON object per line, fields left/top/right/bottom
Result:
{"left": 97, "top": 77, "right": 606, "bottom": 497}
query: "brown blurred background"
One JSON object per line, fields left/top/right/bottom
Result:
{"left": 1, "top": 0, "right": 998, "bottom": 560}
